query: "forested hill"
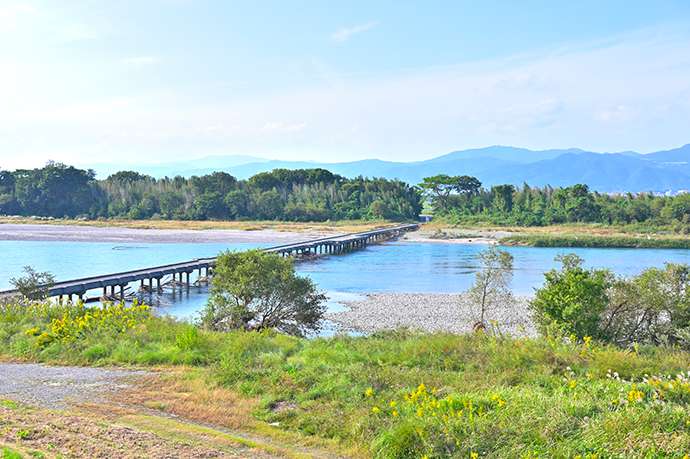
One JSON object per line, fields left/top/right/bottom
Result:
{"left": 0, "top": 163, "right": 422, "bottom": 221}
{"left": 87, "top": 144, "right": 690, "bottom": 193}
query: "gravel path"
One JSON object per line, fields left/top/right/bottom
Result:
{"left": 0, "top": 363, "right": 148, "bottom": 409}
{"left": 326, "top": 292, "right": 537, "bottom": 336}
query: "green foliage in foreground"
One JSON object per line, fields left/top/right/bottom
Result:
{"left": 501, "top": 233, "right": 690, "bottom": 249}
{"left": 4, "top": 301, "right": 690, "bottom": 457}
{"left": 1, "top": 448, "right": 23, "bottom": 459}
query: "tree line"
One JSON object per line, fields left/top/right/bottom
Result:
{"left": 3, "top": 163, "right": 690, "bottom": 226}
{"left": 0, "top": 162, "right": 422, "bottom": 221}
{"left": 419, "top": 174, "right": 690, "bottom": 229}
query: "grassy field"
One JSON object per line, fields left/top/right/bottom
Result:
{"left": 3, "top": 301, "right": 690, "bottom": 457}
{"left": 0, "top": 216, "right": 388, "bottom": 234}
{"left": 422, "top": 221, "right": 690, "bottom": 249}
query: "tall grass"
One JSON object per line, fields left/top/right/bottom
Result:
{"left": 501, "top": 233, "right": 690, "bottom": 249}
{"left": 3, "top": 301, "right": 690, "bottom": 456}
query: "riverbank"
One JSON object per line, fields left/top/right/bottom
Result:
{"left": 3, "top": 300, "right": 690, "bottom": 457}
{"left": 0, "top": 215, "right": 384, "bottom": 233}
{"left": 0, "top": 222, "right": 340, "bottom": 244}
{"left": 326, "top": 292, "right": 536, "bottom": 336}
{"left": 414, "top": 222, "right": 690, "bottom": 249}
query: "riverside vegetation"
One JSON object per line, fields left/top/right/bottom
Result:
{"left": 3, "top": 251, "right": 690, "bottom": 457}
{"left": 3, "top": 162, "right": 690, "bottom": 248}
{"left": 419, "top": 175, "right": 690, "bottom": 248}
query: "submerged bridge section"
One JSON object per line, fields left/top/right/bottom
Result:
{"left": 0, "top": 223, "right": 418, "bottom": 302}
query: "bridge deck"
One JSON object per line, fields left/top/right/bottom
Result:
{"left": 0, "top": 223, "right": 419, "bottom": 298}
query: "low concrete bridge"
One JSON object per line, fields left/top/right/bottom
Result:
{"left": 0, "top": 223, "right": 418, "bottom": 302}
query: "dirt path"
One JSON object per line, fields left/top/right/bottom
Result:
{"left": 0, "top": 363, "right": 343, "bottom": 458}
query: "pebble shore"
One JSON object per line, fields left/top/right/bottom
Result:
{"left": 326, "top": 292, "right": 537, "bottom": 337}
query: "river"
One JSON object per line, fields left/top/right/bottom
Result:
{"left": 1, "top": 238, "right": 689, "bottom": 323}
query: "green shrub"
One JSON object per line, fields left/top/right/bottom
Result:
{"left": 1, "top": 447, "right": 23, "bottom": 459}
{"left": 530, "top": 254, "right": 611, "bottom": 339}
{"left": 602, "top": 263, "right": 690, "bottom": 347}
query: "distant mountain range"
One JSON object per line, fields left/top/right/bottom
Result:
{"left": 88, "top": 144, "right": 690, "bottom": 193}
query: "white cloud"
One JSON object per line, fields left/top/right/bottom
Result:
{"left": 1, "top": 26, "right": 690, "bottom": 167}
{"left": 261, "top": 121, "right": 307, "bottom": 133}
{"left": 595, "top": 105, "right": 637, "bottom": 123}
{"left": 0, "top": 2, "right": 36, "bottom": 32}
{"left": 331, "top": 21, "right": 378, "bottom": 43}
{"left": 121, "top": 56, "right": 160, "bottom": 66}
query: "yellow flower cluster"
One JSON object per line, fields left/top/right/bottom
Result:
{"left": 47, "top": 301, "right": 150, "bottom": 343}
{"left": 369, "top": 383, "right": 506, "bottom": 456}
{"left": 604, "top": 370, "right": 690, "bottom": 409}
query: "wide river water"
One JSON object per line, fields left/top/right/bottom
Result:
{"left": 1, "top": 239, "right": 689, "bottom": 323}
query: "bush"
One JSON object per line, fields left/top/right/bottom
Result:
{"left": 602, "top": 263, "right": 690, "bottom": 347}
{"left": 202, "top": 250, "right": 326, "bottom": 336}
{"left": 9, "top": 266, "right": 55, "bottom": 300}
{"left": 530, "top": 254, "right": 611, "bottom": 339}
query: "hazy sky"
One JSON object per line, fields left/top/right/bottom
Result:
{"left": 1, "top": 0, "right": 690, "bottom": 169}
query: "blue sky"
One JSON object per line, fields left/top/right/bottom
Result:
{"left": 1, "top": 0, "right": 690, "bottom": 168}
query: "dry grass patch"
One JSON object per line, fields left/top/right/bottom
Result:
{"left": 0, "top": 404, "right": 241, "bottom": 458}
{"left": 112, "top": 370, "right": 356, "bottom": 458}
{"left": 116, "top": 371, "right": 257, "bottom": 431}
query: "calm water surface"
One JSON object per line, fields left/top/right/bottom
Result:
{"left": 1, "top": 240, "right": 688, "bottom": 322}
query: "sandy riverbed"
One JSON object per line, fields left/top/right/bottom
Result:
{"left": 326, "top": 292, "right": 536, "bottom": 337}
{"left": 401, "top": 227, "right": 513, "bottom": 245}
{"left": 0, "top": 223, "right": 336, "bottom": 244}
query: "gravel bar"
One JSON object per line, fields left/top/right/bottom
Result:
{"left": 326, "top": 292, "right": 536, "bottom": 337}
{"left": 0, "top": 223, "right": 332, "bottom": 244}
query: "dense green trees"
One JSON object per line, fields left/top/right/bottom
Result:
{"left": 423, "top": 175, "right": 690, "bottom": 229}
{"left": 6, "top": 163, "right": 689, "bottom": 226}
{"left": 0, "top": 164, "right": 422, "bottom": 221}
{"left": 9, "top": 162, "right": 97, "bottom": 218}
